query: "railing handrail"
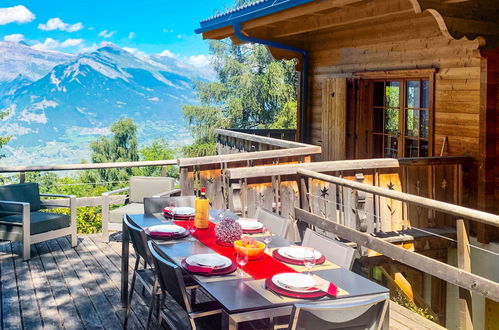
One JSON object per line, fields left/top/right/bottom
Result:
{"left": 297, "top": 168, "right": 499, "bottom": 227}
{"left": 215, "top": 128, "right": 310, "bottom": 149}
{"left": 226, "top": 158, "right": 400, "bottom": 179}
{"left": 178, "top": 145, "right": 321, "bottom": 167}
{"left": 0, "top": 159, "right": 178, "bottom": 173}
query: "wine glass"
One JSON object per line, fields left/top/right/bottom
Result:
{"left": 263, "top": 226, "right": 272, "bottom": 252}
{"left": 169, "top": 200, "right": 176, "bottom": 221}
{"left": 303, "top": 248, "right": 316, "bottom": 275}
{"left": 187, "top": 221, "right": 196, "bottom": 235}
{"left": 236, "top": 251, "right": 249, "bottom": 277}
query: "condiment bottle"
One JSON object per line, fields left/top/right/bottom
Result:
{"left": 194, "top": 187, "right": 209, "bottom": 229}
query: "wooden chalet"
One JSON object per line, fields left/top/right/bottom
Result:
{"left": 195, "top": 1, "right": 499, "bottom": 328}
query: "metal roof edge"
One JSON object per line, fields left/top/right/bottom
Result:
{"left": 195, "top": 0, "right": 316, "bottom": 34}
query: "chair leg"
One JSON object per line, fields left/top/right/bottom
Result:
{"left": 124, "top": 257, "right": 140, "bottom": 328}
{"left": 22, "top": 239, "right": 30, "bottom": 261}
{"left": 190, "top": 287, "right": 197, "bottom": 306}
{"left": 156, "top": 294, "right": 165, "bottom": 327}
{"left": 146, "top": 280, "right": 159, "bottom": 330}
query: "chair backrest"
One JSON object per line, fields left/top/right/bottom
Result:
{"left": 143, "top": 196, "right": 196, "bottom": 215}
{"left": 148, "top": 240, "right": 192, "bottom": 312}
{"left": 129, "top": 176, "right": 175, "bottom": 204}
{"left": 302, "top": 228, "right": 356, "bottom": 270}
{"left": 124, "top": 217, "right": 152, "bottom": 265}
{"left": 288, "top": 293, "right": 389, "bottom": 330}
{"left": 0, "top": 183, "right": 41, "bottom": 217}
{"left": 255, "top": 207, "right": 290, "bottom": 237}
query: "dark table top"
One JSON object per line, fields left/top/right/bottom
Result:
{"left": 126, "top": 213, "right": 388, "bottom": 314}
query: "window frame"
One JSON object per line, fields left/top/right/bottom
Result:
{"left": 355, "top": 69, "right": 435, "bottom": 159}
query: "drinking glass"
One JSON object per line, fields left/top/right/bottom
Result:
{"left": 169, "top": 200, "right": 176, "bottom": 220}
{"left": 187, "top": 221, "right": 196, "bottom": 235}
{"left": 303, "top": 248, "right": 316, "bottom": 275}
{"left": 263, "top": 226, "right": 272, "bottom": 251}
{"left": 236, "top": 251, "right": 249, "bottom": 277}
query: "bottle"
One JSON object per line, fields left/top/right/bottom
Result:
{"left": 194, "top": 187, "right": 209, "bottom": 229}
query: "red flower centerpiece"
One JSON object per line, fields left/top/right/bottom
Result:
{"left": 214, "top": 218, "right": 243, "bottom": 246}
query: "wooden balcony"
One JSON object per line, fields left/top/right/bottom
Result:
{"left": 0, "top": 128, "right": 497, "bottom": 329}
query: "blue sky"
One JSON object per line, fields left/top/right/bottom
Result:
{"left": 0, "top": 0, "right": 230, "bottom": 65}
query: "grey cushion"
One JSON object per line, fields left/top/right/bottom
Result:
{"left": 129, "top": 176, "right": 175, "bottom": 204}
{"left": 0, "top": 212, "right": 70, "bottom": 236}
{"left": 109, "top": 203, "right": 144, "bottom": 223}
{"left": 0, "top": 183, "right": 41, "bottom": 216}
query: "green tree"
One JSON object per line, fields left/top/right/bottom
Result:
{"left": 0, "top": 109, "right": 11, "bottom": 159}
{"left": 183, "top": 16, "right": 298, "bottom": 157}
{"left": 81, "top": 118, "right": 139, "bottom": 188}
{"left": 134, "top": 138, "right": 178, "bottom": 178}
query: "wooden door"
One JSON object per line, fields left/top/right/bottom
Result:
{"left": 321, "top": 77, "right": 347, "bottom": 161}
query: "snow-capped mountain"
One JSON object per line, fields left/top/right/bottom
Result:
{"left": 0, "top": 42, "right": 209, "bottom": 166}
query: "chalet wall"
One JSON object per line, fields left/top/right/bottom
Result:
{"left": 305, "top": 11, "right": 482, "bottom": 159}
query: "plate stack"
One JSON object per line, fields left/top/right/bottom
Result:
{"left": 265, "top": 273, "right": 326, "bottom": 299}
{"left": 237, "top": 219, "right": 265, "bottom": 234}
{"left": 273, "top": 247, "right": 326, "bottom": 265}
{"left": 145, "top": 224, "right": 189, "bottom": 240}
{"left": 181, "top": 254, "right": 237, "bottom": 276}
{"left": 163, "top": 206, "right": 195, "bottom": 220}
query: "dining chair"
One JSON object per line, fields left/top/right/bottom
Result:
{"left": 143, "top": 195, "right": 196, "bottom": 215}
{"left": 255, "top": 207, "right": 290, "bottom": 238}
{"left": 101, "top": 176, "right": 180, "bottom": 242}
{"left": 123, "top": 217, "right": 157, "bottom": 329}
{"left": 287, "top": 292, "right": 389, "bottom": 330}
{"left": 147, "top": 240, "right": 222, "bottom": 330}
{"left": 302, "top": 228, "right": 356, "bottom": 270}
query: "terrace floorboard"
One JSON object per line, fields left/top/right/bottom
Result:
{"left": 0, "top": 235, "right": 446, "bottom": 329}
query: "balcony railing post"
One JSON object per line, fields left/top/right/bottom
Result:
{"left": 457, "top": 218, "right": 473, "bottom": 330}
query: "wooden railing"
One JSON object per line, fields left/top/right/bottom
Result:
{"left": 225, "top": 156, "right": 471, "bottom": 232}
{"left": 180, "top": 129, "right": 321, "bottom": 210}
{"left": 225, "top": 129, "right": 296, "bottom": 142}
{"left": 293, "top": 169, "right": 499, "bottom": 329}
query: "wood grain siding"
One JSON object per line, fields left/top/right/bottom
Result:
{"left": 305, "top": 12, "right": 482, "bottom": 156}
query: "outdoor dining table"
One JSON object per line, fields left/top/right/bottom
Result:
{"left": 121, "top": 211, "right": 388, "bottom": 329}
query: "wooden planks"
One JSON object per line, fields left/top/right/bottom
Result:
{"left": 321, "top": 77, "right": 347, "bottom": 161}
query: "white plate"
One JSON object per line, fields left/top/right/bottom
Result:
{"left": 173, "top": 207, "right": 195, "bottom": 215}
{"left": 148, "top": 224, "right": 184, "bottom": 234}
{"left": 272, "top": 273, "right": 319, "bottom": 293}
{"left": 277, "top": 247, "right": 322, "bottom": 261}
{"left": 237, "top": 220, "right": 264, "bottom": 230}
{"left": 185, "top": 254, "right": 232, "bottom": 268}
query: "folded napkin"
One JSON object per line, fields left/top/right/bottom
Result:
{"left": 312, "top": 275, "right": 338, "bottom": 296}
{"left": 181, "top": 258, "right": 236, "bottom": 275}
{"left": 242, "top": 228, "right": 264, "bottom": 234}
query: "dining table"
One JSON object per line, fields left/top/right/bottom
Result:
{"left": 121, "top": 211, "right": 389, "bottom": 329}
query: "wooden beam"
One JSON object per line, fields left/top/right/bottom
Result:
{"left": 456, "top": 219, "right": 473, "bottom": 330}
{"left": 296, "top": 169, "right": 499, "bottom": 227}
{"left": 227, "top": 158, "right": 400, "bottom": 179}
{"left": 294, "top": 208, "right": 499, "bottom": 302}
{"left": 215, "top": 129, "right": 310, "bottom": 149}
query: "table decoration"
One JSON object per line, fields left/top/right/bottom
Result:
{"left": 234, "top": 237, "right": 266, "bottom": 260}
{"left": 215, "top": 218, "right": 243, "bottom": 246}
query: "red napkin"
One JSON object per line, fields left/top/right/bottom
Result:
{"left": 180, "top": 258, "right": 237, "bottom": 276}
{"left": 242, "top": 228, "right": 265, "bottom": 234}
{"left": 314, "top": 276, "right": 338, "bottom": 296}
{"left": 264, "top": 277, "right": 327, "bottom": 299}
{"left": 145, "top": 228, "right": 188, "bottom": 239}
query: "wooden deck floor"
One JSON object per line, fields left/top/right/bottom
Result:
{"left": 0, "top": 235, "right": 446, "bottom": 329}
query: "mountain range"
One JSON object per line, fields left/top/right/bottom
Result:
{"left": 0, "top": 41, "right": 210, "bottom": 166}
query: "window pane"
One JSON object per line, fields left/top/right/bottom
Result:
{"left": 373, "top": 134, "right": 383, "bottom": 158}
{"left": 373, "top": 82, "right": 384, "bottom": 106}
{"left": 406, "top": 109, "right": 420, "bottom": 137}
{"left": 384, "top": 108, "right": 399, "bottom": 135}
{"left": 405, "top": 139, "right": 419, "bottom": 158}
{"left": 384, "top": 135, "right": 398, "bottom": 158}
{"left": 406, "top": 80, "right": 420, "bottom": 108}
{"left": 420, "top": 110, "right": 429, "bottom": 138}
{"left": 420, "top": 140, "right": 428, "bottom": 157}
{"left": 372, "top": 108, "right": 383, "bottom": 133}
{"left": 421, "top": 80, "right": 429, "bottom": 108}
{"left": 385, "top": 81, "right": 400, "bottom": 107}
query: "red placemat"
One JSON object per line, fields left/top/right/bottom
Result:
{"left": 272, "top": 249, "right": 326, "bottom": 265}
{"left": 145, "top": 228, "right": 189, "bottom": 240}
{"left": 264, "top": 277, "right": 327, "bottom": 299}
{"left": 174, "top": 221, "right": 296, "bottom": 280}
{"left": 242, "top": 228, "right": 265, "bottom": 234}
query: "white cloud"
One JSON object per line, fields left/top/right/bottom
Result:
{"left": 0, "top": 5, "right": 35, "bottom": 25}
{"left": 162, "top": 28, "right": 173, "bottom": 33}
{"left": 60, "top": 38, "right": 84, "bottom": 48}
{"left": 32, "top": 38, "right": 85, "bottom": 51}
{"left": 38, "top": 17, "right": 84, "bottom": 32}
{"left": 98, "top": 30, "right": 116, "bottom": 38}
{"left": 159, "top": 49, "right": 175, "bottom": 58}
{"left": 128, "top": 32, "right": 135, "bottom": 39}
{"left": 3, "top": 33, "right": 24, "bottom": 42}
{"left": 187, "top": 54, "right": 211, "bottom": 67}
{"left": 78, "top": 43, "right": 98, "bottom": 53}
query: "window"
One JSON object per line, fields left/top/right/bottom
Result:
{"left": 370, "top": 79, "right": 430, "bottom": 158}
